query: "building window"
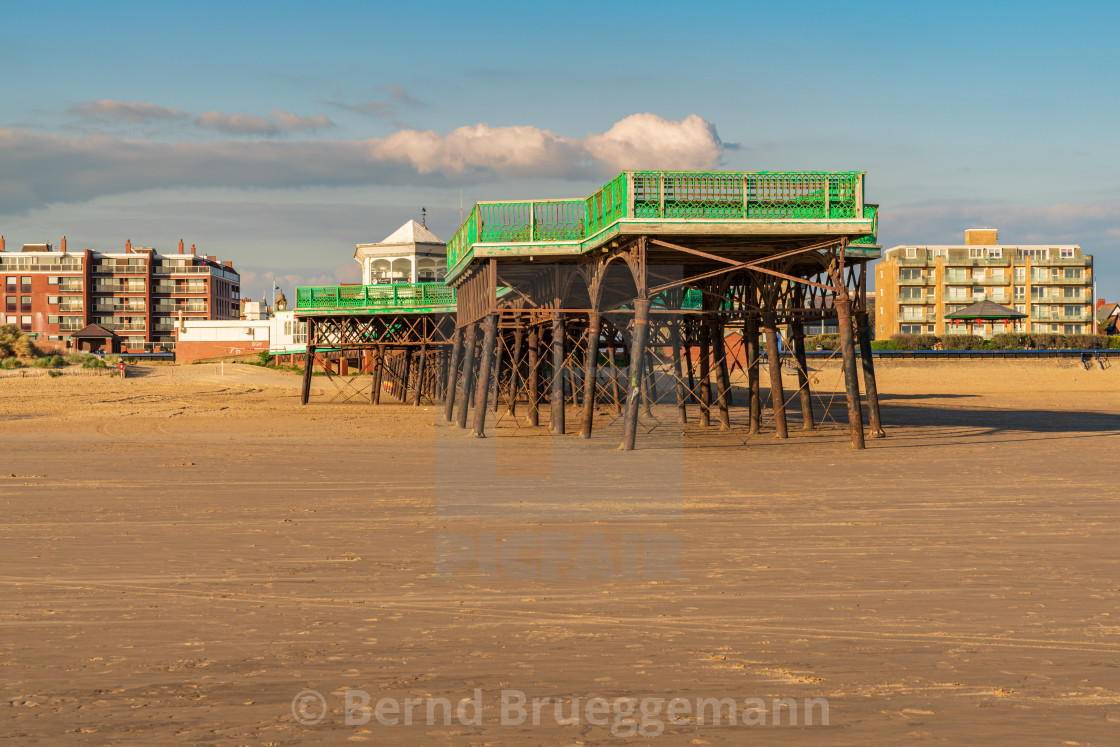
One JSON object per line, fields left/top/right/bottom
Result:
{"left": 1014, "top": 267, "right": 1026, "bottom": 282}
{"left": 1063, "top": 267, "right": 1082, "bottom": 279}
{"left": 20, "top": 297, "right": 31, "bottom": 312}
{"left": 969, "top": 247, "right": 984, "bottom": 258}
{"left": 1014, "top": 286, "right": 1025, "bottom": 300}
{"left": 972, "top": 268, "right": 986, "bottom": 282}
{"left": 1060, "top": 248, "right": 1074, "bottom": 258}
{"left": 904, "top": 247, "right": 918, "bottom": 258}
{"left": 47, "top": 315, "right": 59, "bottom": 325}
{"left": 1014, "top": 304, "right": 1026, "bottom": 314}
{"left": 900, "top": 324, "right": 923, "bottom": 334}
{"left": 4, "top": 277, "right": 14, "bottom": 293}
{"left": 987, "top": 248, "right": 1002, "bottom": 258}
{"left": 1063, "top": 305, "right": 1081, "bottom": 317}
{"left": 1018, "top": 248, "right": 1044, "bottom": 260}
{"left": 899, "top": 268, "right": 923, "bottom": 280}
{"left": 900, "top": 287, "right": 922, "bottom": 300}
{"left": 900, "top": 305, "right": 926, "bottom": 321}
{"left": 20, "top": 315, "right": 31, "bottom": 331}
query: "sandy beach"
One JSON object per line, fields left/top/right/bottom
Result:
{"left": 2, "top": 358, "right": 1119, "bottom": 744}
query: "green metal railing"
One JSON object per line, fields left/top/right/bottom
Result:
{"left": 295, "top": 282, "right": 456, "bottom": 310}
{"left": 446, "top": 170, "right": 872, "bottom": 271}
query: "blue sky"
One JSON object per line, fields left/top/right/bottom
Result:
{"left": 2, "top": 0, "right": 1118, "bottom": 302}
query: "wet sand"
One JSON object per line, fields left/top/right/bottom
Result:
{"left": 2, "top": 359, "right": 1119, "bottom": 744}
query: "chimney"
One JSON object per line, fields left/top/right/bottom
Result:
{"left": 178, "top": 239, "right": 184, "bottom": 255}
{"left": 0, "top": 235, "right": 5, "bottom": 252}
{"left": 965, "top": 228, "right": 998, "bottom": 246}
{"left": 224, "top": 260, "right": 232, "bottom": 267}
{"left": 61, "top": 235, "right": 67, "bottom": 253}
{"left": 207, "top": 255, "right": 215, "bottom": 262}
{"left": 126, "top": 239, "right": 132, "bottom": 253}
{"left": 190, "top": 243, "right": 196, "bottom": 255}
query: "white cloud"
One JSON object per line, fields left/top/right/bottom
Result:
{"left": 583, "top": 113, "right": 724, "bottom": 171}
{"left": 195, "top": 111, "right": 281, "bottom": 136}
{"left": 68, "top": 99, "right": 189, "bottom": 123}
{"left": 0, "top": 114, "right": 726, "bottom": 213}
{"left": 269, "top": 110, "right": 335, "bottom": 132}
{"left": 194, "top": 110, "right": 334, "bottom": 136}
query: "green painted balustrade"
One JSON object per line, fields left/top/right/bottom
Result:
{"left": 295, "top": 282, "right": 455, "bottom": 311}
{"left": 447, "top": 170, "right": 875, "bottom": 271}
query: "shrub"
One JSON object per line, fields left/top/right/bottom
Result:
{"left": 81, "top": 356, "right": 107, "bottom": 369}
{"left": 103, "top": 354, "right": 121, "bottom": 365}
{"left": 1065, "top": 334, "right": 1106, "bottom": 349}
{"left": 989, "top": 332, "right": 1031, "bottom": 350}
{"left": 47, "top": 369, "right": 62, "bottom": 378}
{"left": 0, "top": 324, "right": 39, "bottom": 359}
{"left": 942, "top": 335, "right": 986, "bottom": 350}
{"left": 1, "top": 356, "right": 23, "bottom": 369}
{"left": 1109, "top": 336, "right": 1120, "bottom": 349}
{"left": 257, "top": 350, "right": 272, "bottom": 365}
{"left": 870, "top": 339, "right": 907, "bottom": 351}
{"left": 31, "top": 355, "right": 65, "bottom": 368}
{"left": 64, "top": 353, "right": 90, "bottom": 364}
{"left": 805, "top": 334, "right": 839, "bottom": 350}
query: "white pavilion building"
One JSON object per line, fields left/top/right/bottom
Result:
{"left": 354, "top": 219, "right": 447, "bottom": 285}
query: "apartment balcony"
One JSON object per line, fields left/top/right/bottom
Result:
{"left": 1035, "top": 256, "right": 1092, "bottom": 266}
{"left": 1031, "top": 310, "right": 1089, "bottom": 321}
{"left": 58, "top": 282, "right": 84, "bottom": 293}
{"left": 154, "top": 283, "right": 207, "bottom": 294}
{"left": 944, "top": 256, "right": 1012, "bottom": 267}
{"left": 0, "top": 261, "right": 83, "bottom": 273}
{"left": 899, "top": 310, "right": 938, "bottom": 323}
{"left": 1030, "top": 275, "right": 1090, "bottom": 285}
{"left": 897, "top": 275, "right": 937, "bottom": 285}
{"left": 153, "top": 303, "right": 208, "bottom": 313}
{"left": 59, "top": 321, "right": 85, "bottom": 332}
{"left": 93, "top": 283, "right": 146, "bottom": 294}
{"left": 153, "top": 265, "right": 211, "bottom": 275}
{"left": 97, "top": 321, "right": 147, "bottom": 332}
{"left": 94, "top": 263, "right": 147, "bottom": 274}
{"left": 943, "top": 275, "right": 976, "bottom": 284}
{"left": 895, "top": 257, "right": 930, "bottom": 266}
{"left": 94, "top": 306, "right": 147, "bottom": 314}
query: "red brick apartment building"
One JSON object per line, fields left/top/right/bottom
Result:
{"left": 0, "top": 235, "right": 240, "bottom": 353}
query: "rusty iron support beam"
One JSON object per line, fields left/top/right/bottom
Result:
{"left": 444, "top": 327, "right": 463, "bottom": 419}
{"left": 551, "top": 313, "right": 566, "bottom": 435}
{"left": 791, "top": 320, "right": 814, "bottom": 430}
{"left": 834, "top": 294, "right": 866, "bottom": 449}
{"left": 711, "top": 317, "right": 731, "bottom": 430}
{"left": 300, "top": 342, "right": 315, "bottom": 405}
{"left": 580, "top": 310, "right": 601, "bottom": 439}
{"left": 762, "top": 311, "right": 788, "bottom": 439}
{"left": 699, "top": 318, "right": 712, "bottom": 426}
{"left": 671, "top": 318, "right": 687, "bottom": 425}
{"left": 526, "top": 326, "right": 540, "bottom": 426}
{"left": 858, "top": 311, "right": 885, "bottom": 438}
{"left": 456, "top": 323, "right": 478, "bottom": 429}
{"left": 620, "top": 298, "right": 650, "bottom": 451}
{"left": 472, "top": 314, "right": 497, "bottom": 437}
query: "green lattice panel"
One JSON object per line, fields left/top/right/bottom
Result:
{"left": 585, "top": 173, "right": 628, "bottom": 235}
